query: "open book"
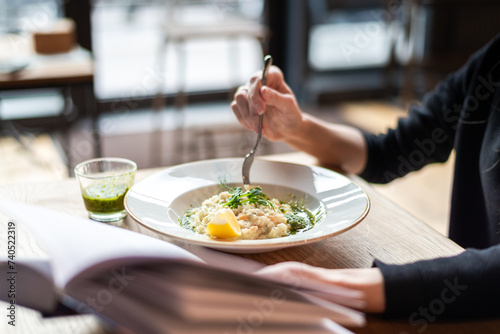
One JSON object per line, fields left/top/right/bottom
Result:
{"left": 0, "top": 200, "right": 365, "bottom": 334}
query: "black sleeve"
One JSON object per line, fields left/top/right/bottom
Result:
{"left": 375, "top": 245, "right": 500, "bottom": 319}
{"left": 358, "top": 35, "right": 495, "bottom": 184}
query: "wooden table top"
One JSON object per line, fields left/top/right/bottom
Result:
{"left": 0, "top": 34, "right": 93, "bottom": 90}
{"left": 0, "top": 152, "right": 498, "bottom": 333}
{"left": 0, "top": 59, "right": 93, "bottom": 89}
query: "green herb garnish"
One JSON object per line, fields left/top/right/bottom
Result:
{"left": 222, "top": 185, "right": 276, "bottom": 210}
{"left": 179, "top": 208, "right": 196, "bottom": 231}
{"left": 285, "top": 206, "right": 315, "bottom": 233}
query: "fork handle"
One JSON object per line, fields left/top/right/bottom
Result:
{"left": 255, "top": 56, "right": 272, "bottom": 150}
{"left": 261, "top": 55, "right": 272, "bottom": 86}
{"left": 242, "top": 55, "right": 273, "bottom": 186}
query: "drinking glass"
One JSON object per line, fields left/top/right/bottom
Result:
{"left": 75, "top": 157, "right": 136, "bottom": 222}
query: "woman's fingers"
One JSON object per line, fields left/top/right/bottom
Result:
{"left": 256, "top": 261, "right": 320, "bottom": 282}
{"left": 255, "top": 262, "right": 386, "bottom": 313}
{"left": 248, "top": 74, "right": 266, "bottom": 115}
{"left": 231, "top": 65, "right": 297, "bottom": 138}
{"left": 232, "top": 87, "right": 259, "bottom": 132}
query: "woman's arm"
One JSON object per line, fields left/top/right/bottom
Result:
{"left": 256, "top": 244, "right": 500, "bottom": 319}
{"left": 376, "top": 245, "right": 500, "bottom": 319}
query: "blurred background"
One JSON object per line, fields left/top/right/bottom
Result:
{"left": 1, "top": 0, "right": 500, "bottom": 233}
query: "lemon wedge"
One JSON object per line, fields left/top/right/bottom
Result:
{"left": 206, "top": 208, "right": 241, "bottom": 239}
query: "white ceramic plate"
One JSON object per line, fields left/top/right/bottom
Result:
{"left": 125, "top": 158, "right": 370, "bottom": 253}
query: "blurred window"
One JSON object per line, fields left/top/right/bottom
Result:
{"left": 92, "top": 0, "right": 265, "bottom": 100}
{"left": 0, "top": 0, "right": 62, "bottom": 34}
{"left": 307, "top": 1, "right": 395, "bottom": 71}
{"left": 0, "top": 0, "right": 64, "bottom": 121}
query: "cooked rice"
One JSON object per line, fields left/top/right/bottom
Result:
{"left": 189, "top": 191, "right": 292, "bottom": 239}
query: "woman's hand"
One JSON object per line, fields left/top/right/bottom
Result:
{"left": 231, "top": 66, "right": 303, "bottom": 142}
{"left": 255, "top": 261, "right": 386, "bottom": 313}
{"left": 231, "top": 65, "right": 367, "bottom": 174}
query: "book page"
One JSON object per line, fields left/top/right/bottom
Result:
{"left": 0, "top": 200, "right": 366, "bottom": 332}
{"left": 125, "top": 263, "right": 365, "bottom": 327}
{"left": 0, "top": 258, "right": 57, "bottom": 312}
{"left": 255, "top": 262, "right": 367, "bottom": 310}
{"left": 71, "top": 281, "right": 354, "bottom": 334}
{"left": 0, "top": 200, "right": 203, "bottom": 289}
{"left": 66, "top": 259, "right": 364, "bottom": 330}
{"left": 166, "top": 240, "right": 265, "bottom": 273}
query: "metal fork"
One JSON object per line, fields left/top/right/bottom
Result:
{"left": 242, "top": 55, "right": 273, "bottom": 187}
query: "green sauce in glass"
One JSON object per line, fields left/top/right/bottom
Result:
{"left": 82, "top": 183, "right": 129, "bottom": 213}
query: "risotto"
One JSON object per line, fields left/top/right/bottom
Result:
{"left": 179, "top": 185, "right": 314, "bottom": 240}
